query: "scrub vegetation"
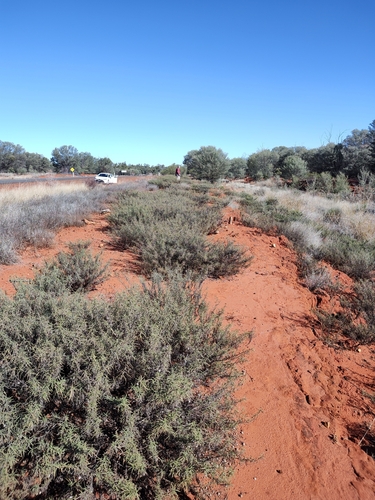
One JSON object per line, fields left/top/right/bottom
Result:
{"left": 0, "top": 271, "right": 251, "bottom": 499}
{"left": 1, "top": 116, "right": 375, "bottom": 496}
{"left": 0, "top": 181, "right": 142, "bottom": 265}
{"left": 109, "top": 186, "right": 252, "bottom": 279}
{"left": 0, "top": 181, "right": 253, "bottom": 499}
{"left": 225, "top": 178, "right": 375, "bottom": 346}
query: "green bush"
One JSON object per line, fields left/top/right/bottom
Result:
{"left": 318, "top": 233, "right": 375, "bottom": 279}
{"left": 240, "top": 194, "right": 302, "bottom": 233}
{"left": 32, "top": 241, "right": 109, "bottom": 293}
{"left": 109, "top": 189, "right": 251, "bottom": 278}
{"left": 147, "top": 176, "right": 177, "bottom": 189}
{"left": 0, "top": 273, "right": 251, "bottom": 499}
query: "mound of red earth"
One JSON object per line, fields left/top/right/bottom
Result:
{"left": 1, "top": 204, "right": 375, "bottom": 500}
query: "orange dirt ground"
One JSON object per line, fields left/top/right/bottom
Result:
{"left": 1, "top": 182, "right": 375, "bottom": 499}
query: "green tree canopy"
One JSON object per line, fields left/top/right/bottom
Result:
{"left": 246, "top": 149, "right": 279, "bottom": 180}
{"left": 368, "top": 120, "right": 375, "bottom": 172}
{"left": 183, "top": 146, "right": 229, "bottom": 183}
{"left": 228, "top": 157, "right": 246, "bottom": 179}
{"left": 279, "top": 155, "right": 308, "bottom": 179}
{"left": 0, "top": 141, "right": 50, "bottom": 173}
{"left": 96, "top": 157, "right": 114, "bottom": 173}
{"left": 302, "top": 143, "right": 344, "bottom": 175}
{"left": 51, "top": 145, "right": 79, "bottom": 173}
{"left": 341, "top": 129, "right": 372, "bottom": 176}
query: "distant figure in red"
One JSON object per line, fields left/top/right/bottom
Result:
{"left": 175, "top": 166, "right": 181, "bottom": 180}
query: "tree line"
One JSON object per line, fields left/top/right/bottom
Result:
{"left": 184, "top": 119, "right": 375, "bottom": 183}
{"left": 0, "top": 143, "right": 169, "bottom": 176}
{"left": 1, "top": 119, "right": 374, "bottom": 181}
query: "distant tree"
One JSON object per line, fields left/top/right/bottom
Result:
{"left": 302, "top": 143, "right": 344, "bottom": 175}
{"left": 76, "top": 152, "right": 96, "bottom": 173}
{"left": 227, "top": 157, "right": 246, "bottom": 179}
{"left": 0, "top": 141, "right": 25, "bottom": 172}
{"left": 161, "top": 163, "right": 186, "bottom": 176}
{"left": 24, "top": 152, "right": 51, "bottom": 173}
{"left": 0, "top": 141, "right": 51, "bottom": 173}
{"left": 279, "top": 155, "right": 308, "bottom": 179}
{"left": 183, "top": 146, "right": 229, "bottom": 183}
{"left": 51, "top": 145, "right": 79, "bottom": 173}
{"left": 272, "top": 146, "right": 307, "bottom": 174}
{"left": 368, "top": 120, "right": 375, "bottom": 172}
{"left": 95, "top": 157, "right": 114, "bottom": 174}
{"left": 246, "top": 149, "right": 278, "bottom": 180}
{"left": 341, "top": 129, "right": 372, "bottom": 176}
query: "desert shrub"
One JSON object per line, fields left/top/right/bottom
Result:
{"left": 281, "top": 221, "right": 322, "bottom": 252}
{"left": 323, "top": 207, "right": 342, "bottom": 224}
{"left": 0, "top": 238, "right": 18, "bottom": 264}
{"left": 0, "top": 273, "right": 250, "bottom": 499}
{"left": 240, "top": 194, "right": 303, "bottom": 233}
{"left": 318, "top": 233, "right": 375, "bottom": 279}
{"left": 304, "top": 266, "right": 334, "bottom": 292}
{"left": 190, "top": 182, "right": 212, "bottom": 194}
{"left": 204, "top": 240, "right": 252, "bottom": 278}
{"left": 109, "top": 189, "right": 251, "bottom": 278}
{"left": 317, "top": 280, "right": 375, "bottom": 345}
{"left": 333, "top": 173, "right": 351, "bottom": 194}
{"left": 31, "top": 241, "right": 109, "bottom": 293}
{"left": 147, "top": 176, "right": 177, "bottom": 189}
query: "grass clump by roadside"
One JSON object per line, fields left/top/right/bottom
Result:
{"left": 0, "top": 180, "right": 148, "bottom": 265}
{"left": 109, "top": 187, "right": 252, "bottom": 278}
{"left": 0, "top": 271, "right": 251, "bottom": 499}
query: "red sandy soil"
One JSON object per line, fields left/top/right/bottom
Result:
{"left": 1, "top": 192, "right": 375, "bottom": 499}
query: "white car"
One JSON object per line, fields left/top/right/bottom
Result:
{"left": 95, "top": 172, "right": 118, "bottom": 184}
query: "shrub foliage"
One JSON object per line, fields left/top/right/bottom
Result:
{"left": 0, "top": 273, "right": 250, "bottom": 499}
{"left": 32, "top": 241, "right": 109, "bottom": 293}
{"left": 109, "top": 188, "right": 251, "bottom": 278}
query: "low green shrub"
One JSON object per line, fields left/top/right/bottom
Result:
{"left": 109, "top": 189, "right": 251, "bottom": 278}
{"left": 318, "top": 233, "right": 375, "bottom": 279}
{"left": 0, "top": 273, "right": 251, "bottom": 499}
{"left": 240, "top": 194, "right": 303, "bottom": 234}
{"left": 147, "top": 176, "right": 177, "bottom": 189}
{"left": 323, "top": 207, "right": 342, "bottom": 224}
{"left": 32, "top": 241, "right": 109, "bottom": 293}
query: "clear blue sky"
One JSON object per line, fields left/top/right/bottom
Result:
{"left": 1, "top": 0, "right": 374, "bottom": 165}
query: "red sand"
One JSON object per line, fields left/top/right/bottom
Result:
{"left": 1, "top": 200, "right": 375, "bottom": 499}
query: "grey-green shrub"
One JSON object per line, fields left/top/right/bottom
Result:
{"left": 32, "top": 241, "right": 109, "bottom": 293}
{"left": 0, "top": 273, "right": 250, "bottom": 499}
{"left": 109, "top": 188, "right": 251, "bottom": 278}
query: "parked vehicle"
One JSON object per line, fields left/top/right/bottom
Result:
{"left": 95, "top": 172, "right": 118, "bottom": 184}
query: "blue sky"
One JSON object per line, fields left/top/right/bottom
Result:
{"left": 1, "top": 0, "right": 374, "bottom": 165}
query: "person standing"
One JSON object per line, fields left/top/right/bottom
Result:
{"left": 175, "top": 166, "right": 181, "bottom": 180}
